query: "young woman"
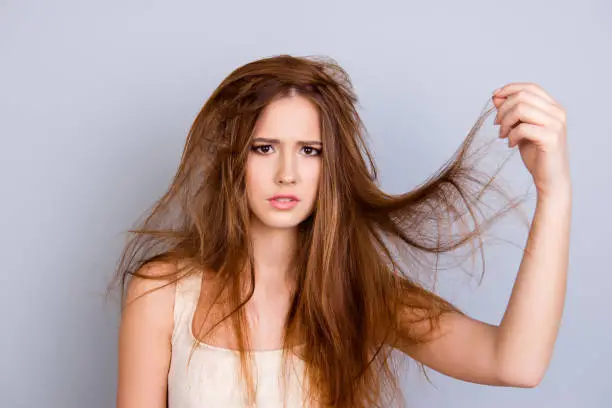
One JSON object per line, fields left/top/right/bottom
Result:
{"left": 114, "top": 54, "right": 571, "bottom": 407}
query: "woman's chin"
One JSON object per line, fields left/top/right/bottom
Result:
{"left": 251, "top": 213, "right": 306, "bottom": 230}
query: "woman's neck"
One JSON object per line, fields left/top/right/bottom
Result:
{"left": 249, "top": 220, "right": 299, "bottom": 296}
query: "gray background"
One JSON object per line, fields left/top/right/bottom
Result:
{"left": 1, "top": 1, "right": 610, "bottom": 407}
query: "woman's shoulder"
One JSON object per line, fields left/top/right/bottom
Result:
{"left": 122, "top": 260, "right": 210, "bottom": 331}
{"left": 117, "top": 260, "right": 185, "bottom": 406}
{"left": 122, "top": 261, "right": 181, "bottom": 337}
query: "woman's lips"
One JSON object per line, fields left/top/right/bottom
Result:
{"left": 268, "top": 197, "right": 299, "bottom": 210}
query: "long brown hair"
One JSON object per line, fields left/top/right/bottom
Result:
{"left": 110, "top": 54, "right": 529, "bottom": 407}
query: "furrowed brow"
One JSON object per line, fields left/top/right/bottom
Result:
{"left": 252, "top": 137, "right": 322, "bottom": 146}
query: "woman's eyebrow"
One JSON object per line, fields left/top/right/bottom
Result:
{"left": 252, "top": 137, "right": 322, "bottom": 146}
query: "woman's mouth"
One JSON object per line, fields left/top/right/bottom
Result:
{"left": 268, "top": 196, "right": 299, "bottom": 210}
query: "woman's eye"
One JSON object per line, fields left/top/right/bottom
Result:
{"left": 302, "top": 146, "right": 322, "bottom": 156}
{"left": 251, "top": 145, "right": 273, "bottom": 154}
{"left": 250, "top": 145, "right": 321, "bottom": 156}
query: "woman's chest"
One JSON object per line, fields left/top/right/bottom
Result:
{"left": 168, "top": 336, "right": 308, "bottom": 407}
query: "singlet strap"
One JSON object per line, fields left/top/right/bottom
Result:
{"left": 172, "top": 272, "right": 202, "bottom": 344}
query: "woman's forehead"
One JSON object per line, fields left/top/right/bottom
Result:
{"left": 253, "top": 95, "right": 321, "bottom": 143}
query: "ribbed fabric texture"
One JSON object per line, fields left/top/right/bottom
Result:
{"left": 167, "top": 273, "right": 309, "bottom": 407}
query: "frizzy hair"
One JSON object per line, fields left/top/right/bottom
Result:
{"left": 110, "top": 54, "right": 529, "bottom": 407}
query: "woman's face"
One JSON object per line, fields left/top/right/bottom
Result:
{"left": 246, "top": 94, "right": 322, "bottom": 230}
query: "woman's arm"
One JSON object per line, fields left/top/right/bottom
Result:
{"left": 116, "top": 263, "right": 176, "bottom": 407}
{"left": 496, "top": 189, "right": 571, "bottom": 384}
{"left": 398, "top": 82, "right": 571, "bottom": 388}
{"left": 400, "top": 189, "right": 571, "bottom": 387}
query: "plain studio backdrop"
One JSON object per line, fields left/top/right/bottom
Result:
{"left": 1, "top": 1, "right": 610, "bottom": 407}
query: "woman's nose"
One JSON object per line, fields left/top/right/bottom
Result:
{"left": 276, "top": 152, "right": 297, "bottom": 185}
{"left": 276, "top": 175, "right": 296, "bottom": 185}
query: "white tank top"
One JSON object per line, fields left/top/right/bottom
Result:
{"left": 167, "top": 273, "right": 310, "bottom": 407}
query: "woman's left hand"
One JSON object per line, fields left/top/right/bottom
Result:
{"left": 492, "top": 82, "right": 570, "bottom": 198}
